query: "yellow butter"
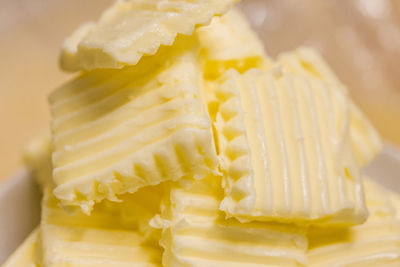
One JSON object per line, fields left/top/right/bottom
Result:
{"left": 156, "top": 176, "right": 308, "bottom": 266}
{"left": 50, "top": 38, "right": 218, "bottom": 212}
{"left": 23, "top": 135, "right": 53, "bottom": 190}
{"left": 278, "top": 48, "right": 341, "bottom": 85}
{"left": 278, "top": 48, "right": 382, "bottom": 166}
{"left": 391, "top": 192, "right": 400, "bottom": 220}
{"left": 210, "top": 67, "right": 366, "bottom": 224}
{"left": 348, "top": 101, "right": 382, "bottom": 167}
{"left": 39, "top": 187, "right": 162, "bottom": 267}
{"left": 60, "top": 0, "right": 237, "bottom": 71}
{"left": 197, "top": 8, "right": 269, "bottom": 79}
{"left": 1, "top": 228, "right": 39, "bottom": 267}
{"left": 308, "top": 179, "right": 400, "bottom": 267}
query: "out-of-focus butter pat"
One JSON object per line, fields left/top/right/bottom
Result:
{"left": 23, "top": 135, "right": 53, "bottom": 190}
{"left": 278, "top": 48, "right": 341, "bottom": 85}
{"left": 39, "top": 187, "right": 163, "bottom": 267}
{"left": 210, "top": 67, "right": 366, "bottom": 225}
{"left": 50, "top": 39, "right": 218, "bottom": 212}
{"left": 308, "top": 179, "right": 400, "bottom": 267}
{"left": 391, "top": 193, "right": 400, "bottom": 220}
{"left": 155, "top": 176, "right": 308, "bottom": 267}
{"left": 197, "top": 8, "right": 269, "bottom": 79}
{"left": 60, "top": 0, "right": 238, "bottom": 71}
{"left": 348, "top": 101, "right": 382, "bottom": 167}
{"left": 278, "top": 48, "right": 382, "bottom": 166}
{"left": 1, "top": 228, "right": 39, "bottom": 267}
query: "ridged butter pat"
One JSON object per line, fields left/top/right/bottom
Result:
{"left": 278, "top": 48, "right": 382, "bottom": 166}
{"left": 156, "top": 176, "right": 308, "bottom": 266}
{"left": 39, "top": 188, "right": 162, "bottom": 267}
{"left": 60, "top": 0, "right": 237, "bottom": 71}
{"left": 1, "top": 229, "right": 39, "bottom": 267}
{"left": 210, "top": 68, "right": 366, "bottom": 224}
{"left": 197, "top": 8, "right": 268, "bottom": 79}
{"left": 50, "top": 40, "right": 218, "bottom": 211}
{"left": 308, "top": 179, "right": 400, "bottom": 267}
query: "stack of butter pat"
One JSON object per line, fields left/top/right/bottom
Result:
{"left": 4, "top": 0, "right": 399, "bottom": 266}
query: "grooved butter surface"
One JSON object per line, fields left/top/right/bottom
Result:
{"left": 210, "top": 67, "right": 366, "bottom": 224}
{"left": 60, "top": 0, "right": 237, "bottom": 71}
{"left": 156, "top": 176, "right": 308, "bottom": 267}
{"left": 40, "top": 188, "right": 162, "bottom": 267}
{"left": 1, "top": 229, "right": 39, "bottom": 267}
{"left": 197, "top": 8, "right": 268, "bottom": 79}
{"left": 308, "top": 179, "right": 400, "bottom": 267}
{"left": 277, "top": 48, "right": 382, "bottom": 167}
{"left": 50, "top": 39, "right": 218, "bottom": 212}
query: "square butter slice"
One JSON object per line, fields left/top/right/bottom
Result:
{"left": 155, "top": 176, "right": 308, "bottom": 267}
{"left": 1, "top": 228, "right": 39, "bottom": 267}
{"left": 60, "top": 0, "right": 237, "bottom": 71}
{"left": 50, "top": 39, "right": 218, "bottom": 212}
{"left": 210, "top": 68, "right": 366, "bottom": 224}
{"left": 278, "top": 48, "right": 382, "bottom": 166}
{"left": 39, "top": 187, "right": 162, "bottom": 267}
{"left": 308, "top": 179, "right": 400, "bottom": 267}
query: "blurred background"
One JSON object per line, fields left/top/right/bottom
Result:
{"left": 0, "top": 0, "right": 399, "bottom": 182}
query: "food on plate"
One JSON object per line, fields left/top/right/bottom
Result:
{"left": 4, "top": 0, "right": 393, "bottom": 266}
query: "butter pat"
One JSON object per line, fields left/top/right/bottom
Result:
{"left": 348, "top": 101, "right": 382, "bottom": 167}
{"left": 39, "top": 187, "right": 162, "bottom": 267}
{"left": 211, "top": 68, "right": 366, "bottom": 224}
{"left": 60, "top": 0, "right": 237, "bottom": 71}
{"left": 278, "top": 48, "right": 382, "bottom": 166}
{"left": 156, "top": 176, "right": 308, "bottom": 266}
{"left": 308, "top": 179, "right": 400, "bottom": 267}
{"left": 50, "top": 38, "right": 218, "bottom": 212}
{"left": 278, "top": 48, "right": 341, "bottom": 85}
{"left": 197, "top": 8, "right": 269, "bottom": 79}
{"left": 1, "top": 229, "right": 39, "bottom": 267}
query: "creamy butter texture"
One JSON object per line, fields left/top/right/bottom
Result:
{"left": 278, "top": 48, "right": 382, "bottom": 167}
{"left": 210, "top": 68, "right": 366, "bottom": 224}
{"left": 39, "top": 188, "right": 163, "bottom": 267}
{"left": 197, "top": 8, "right": 269, "bottom": 79}
{"left": 60, "top": 0, "right": 238, "bottom": 71}
{"left": 51, "top": 38, "right": 218, "bottom": 212}
{"left": 5, "top": 0, "right": 395, "bottom": 266}
{"left": 155, "top": 176, "right": 308, "bottom": 267}
{"left": 308, "top": 179, "right": 400, "bottom": 267}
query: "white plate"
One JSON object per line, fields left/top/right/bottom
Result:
{"left": 0, "top": 144, "right": 399, "bottom": 264}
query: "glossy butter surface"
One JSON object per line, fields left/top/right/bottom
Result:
{"left": 197, "top": 8, "right": 268, "bottom": 79}
{"left": 1, "top": 229, "right": 38, "bottom": 267}
{"left": 278, "top": 48, "right": 382, "bottom": 166}
{"left": 50, "top": 38, "right": 218, "bottom": 212}
{"left": 39, "top": 187, "right": 162, "bottom": 267}
{"left": 155, "top": 176, "right": 308, "bottom": 267}
{"left": 308, "top": 179, "right": 400, "bottom": 267}
{"left": 210, "top": 67, "right": 366, "bottom": 224}
{"left": 60, "top": 0, "right": 237, "bottom": 71}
